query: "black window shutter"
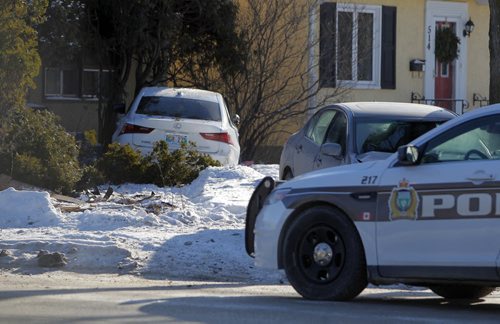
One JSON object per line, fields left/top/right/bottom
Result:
{"left": 381, "top": 6, "right": 396, "bottom": 89}
{"left": 319, "top": 2, "right": 336, "bottom": 88}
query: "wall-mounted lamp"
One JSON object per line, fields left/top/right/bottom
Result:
{"left": 463, "top": 18, "right": 475, "bottom": 37}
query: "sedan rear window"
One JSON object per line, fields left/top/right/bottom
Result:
{"left": 356, "top": 121, "right": 441, "bottom": 154}
{"left": 136, "top": 96, "right": 222, "bottom": 121}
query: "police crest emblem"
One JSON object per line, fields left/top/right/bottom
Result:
{"left": 389, "top": 178, "right": 419, "bottom": 220}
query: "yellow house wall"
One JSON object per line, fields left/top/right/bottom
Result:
{"left": 317, "top": 0, "right": 490, "bottom": 110}
{"left": 467, "top": 1, "right": 490, "bottom": 107}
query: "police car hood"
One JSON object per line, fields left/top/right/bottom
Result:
{"left": 288, "top": 159, "right": 387, "bottom": 189}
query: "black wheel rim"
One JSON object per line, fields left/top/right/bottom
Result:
{"left": 296, "top": 224, "right": 346, "bottom": 284}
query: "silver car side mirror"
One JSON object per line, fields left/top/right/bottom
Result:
{"left": 321, "top": 143, "right": 342, "bottom": 158}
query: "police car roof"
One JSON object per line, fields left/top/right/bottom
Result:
{"left": 337, "top": 102, "right": 456, "bottom": 119}
{"left": 138, "top": 87, "right": 221, "bottom": 103}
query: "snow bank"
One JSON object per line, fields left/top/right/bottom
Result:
{"left": 0, "top": 187, "right": 62, "bottom": 228}
{"left": 0, "top": 165, "right": 283, "bottom": 283}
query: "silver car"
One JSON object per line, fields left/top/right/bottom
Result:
{"left": 279, "top": 102, "right": 456, "bottom": 179}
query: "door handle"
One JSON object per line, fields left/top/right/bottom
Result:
{"left": 466, "top": 173, "right": 494, "bottom": 184}
{"left": 296, "top": 144, "right": 302, "bottom": 153}
{"left": 467, "top": 175, "right": 494, "bottom": 181}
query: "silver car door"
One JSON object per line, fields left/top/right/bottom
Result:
{"left": 294, "top": 110, "right": 337, "bottom": 176}
{"left": 315, "top": 111, "right": 347, "bottom": 170}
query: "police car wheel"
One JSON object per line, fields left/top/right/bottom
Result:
{"left": 430, "top": 285, "right": 495, "bottom": 300}
{"left": 283, "top": 205, "right": 367, "bottom": 301}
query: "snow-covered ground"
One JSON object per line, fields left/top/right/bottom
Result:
{"left": 3, "top": 164, "right": 500, "bottom": 301}
{"left": 0, "top": 165, "right": 285, "bottom": 283}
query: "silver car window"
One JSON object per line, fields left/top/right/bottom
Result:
{"left": 305, "top": 110, "right": 336, "bottom": 145}
{"left": 357, "top": 121, "right": 439, "bottom": 154}
{"left": 136, "top": 96, "right": 222, "bottom": 121}
{"left": 325, "top": 113, "right": 347, "bottom": 152}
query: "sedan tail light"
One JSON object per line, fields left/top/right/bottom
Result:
{"left": 200, "top": 132, "right": 234, "bottom": 145}
{"left": 119, "top": 123, "right": 154, "bottom": 135}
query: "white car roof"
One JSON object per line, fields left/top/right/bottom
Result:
{"left": 139, "top": 87, "right": 220, "bottom": 103}
{"left": 337, "top": 102, "right": 455, "bottom": 119}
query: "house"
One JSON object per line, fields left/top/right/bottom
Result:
{"left": 26, "top": 54, "right": 114, "bottom": 134}
{"left": 25, "top": 0, "right": 491, "bottom": 163}
{"left": 253, "top": 0, "right": 491, "bottom": 162}
{"left": 310, "top": 0, "right": 490, "bottom": 116}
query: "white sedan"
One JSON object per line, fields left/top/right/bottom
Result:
{"left": 113, "top": 87, "right": 240, "bottom": 166}
{"left": 246, "top": 103, "right": 500, "bottom": 301}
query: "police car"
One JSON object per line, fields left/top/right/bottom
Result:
{"left": 246, "top": 104, "right": 500, "bottom": 301}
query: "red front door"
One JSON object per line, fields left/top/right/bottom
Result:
{"left": 434, "top": 22, "right": 455, "bottom": 110}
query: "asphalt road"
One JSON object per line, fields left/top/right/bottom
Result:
{"left": 1, "top": 272, "right": 499, "bottom": 323}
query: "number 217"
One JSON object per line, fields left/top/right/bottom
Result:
{"left": 361, "top": 176, "right": 377, "bottom": 185}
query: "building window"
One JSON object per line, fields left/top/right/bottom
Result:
{"left": 336, "top": 4, "right": 381, "bottom": 88}
{"left": 44, "top": 67, "right": 79, "bottom": 97}
{"left": 44, "top": 67, "right": 111, "bottom": 99}
{"left": 44, "top": 68, "right": 60, "bottom": 96}
{"left": 82, "top": 69, "right": 111, "bottom": 98}
{"left": 319, "top": 3, "right": 396, "bottom": 89}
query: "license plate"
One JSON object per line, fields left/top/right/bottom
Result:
{"left": 165, "top": 134, "right": 188, "bottom": 147}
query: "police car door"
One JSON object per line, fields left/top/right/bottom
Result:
{"left": 376, "top": 115, "right": 500, "bottom": 281}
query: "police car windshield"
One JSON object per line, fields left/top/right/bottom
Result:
{"left": 356, "top": 120, "right": 441, "bottom": 154}
{"left": 136, "top": 96, "right": 222, "bottom": 121}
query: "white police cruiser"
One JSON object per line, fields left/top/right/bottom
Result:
{"left": 246, "top": 104, "right": 500, "bottom": 301}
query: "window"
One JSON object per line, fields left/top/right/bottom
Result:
{"left": 422, "top": 116, "right": 500, "bottom": 163}
{"left": 44, "top": 68, "right": 61, "bottom": 96}
{"left": 306, "top": 110, "right": 337, "bottom": 145}
{"left": 325, "top": 113, "right": 347, "bottom": 153}
{"left": 337, "top": 4, "right": 381, "bottom": 88}
{"left": 357, "top": 120, "right": 440, "bottom": 154}
{"left": 44, "top": 67, "right": 78, "bottom": 97}
{"left": 44, "top": 67, "right": 111, "bottom": 99}
{"left": 82, "top": 70, "right": 98, "bottom": 97}
{"left": 319, "top": 3, "right": 396, "bottom": 89}
{"left": 82, "top": 69, "right": 111, "bottom": 98}
{"left": 136, "top": 96, "right": 222, "bottom": 121}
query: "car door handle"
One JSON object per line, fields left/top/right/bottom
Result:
{"left": 467, "top": 175, "right": 494, "bottom": 181}
{"left": 296, "top": 144, "right": 302, "bottom": 153}
{"left": 466, "top": 172, "right": 495, "bottom": 185}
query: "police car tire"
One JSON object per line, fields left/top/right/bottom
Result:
{"left": 283, "top": 205, "right": 367, "bottom": 301}
{"left": 430, "top": 285, "right": 495, "bottom": 300}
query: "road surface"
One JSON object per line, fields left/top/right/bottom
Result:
{"left": 0, "top": 272, "right": 499, "bottom": 323}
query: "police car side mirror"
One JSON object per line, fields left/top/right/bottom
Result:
{"left": 397, "top": 145, "right": 419, "bottom": 165}
{"left": 321, "top": 142, "right": 342, "bottom": 158}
